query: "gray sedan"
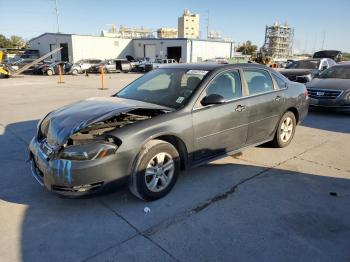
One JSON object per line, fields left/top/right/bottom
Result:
{"left": 29, "top": 63, "right": 309, "bottom": 201}
{"left": 306, "top": 64, "right": 350, "bottom": 110}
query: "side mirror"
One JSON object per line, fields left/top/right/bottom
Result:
{"left": 200, "top": 94, "right": 225, "bottom": 106}
{"left": 313, "top": 72, "right": 319, "bottom": 78}
{"left": 321, "top": 66, "right": 328, "bottom": 71}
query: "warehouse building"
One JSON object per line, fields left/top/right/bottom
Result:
{"left": 133, "top": 38, "right": 234, "bottom": 62}
{"left": 29, "top": 33, "right": 133, "bottom": 62}
{"left": 29, "top": 33, "right": 234, "bottom": 63}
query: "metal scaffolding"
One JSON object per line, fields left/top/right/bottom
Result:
{"left": 263, "top": 22, "right": 294, "bottom": 59}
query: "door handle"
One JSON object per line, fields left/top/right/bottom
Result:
{"left": 235, "top": 105, "right": 246, "bottom": 112}
{"left": 274, "top": 96, "right": 281, "bottom": 101}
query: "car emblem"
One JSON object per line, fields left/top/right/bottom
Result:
{"left": 316, "top": 91, "right": 325, "bottom": 96}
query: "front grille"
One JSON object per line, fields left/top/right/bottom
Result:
{"left": 39, "top": 141, "right": 55, "bottom": 159}
{"left": 52, "top": 182, "right": 104, "bottom": 193}
{"left": 307, "top": 88, "right": 342, "bottom": 99}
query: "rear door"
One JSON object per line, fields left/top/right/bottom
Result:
{"left": 242, "top": 68, "right": 285, "bottom": 145}
{"left": 192, "top": 70, "right": 249, "bottom": 160}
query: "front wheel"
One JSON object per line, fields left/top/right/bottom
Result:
{"left": 129, "top": 140, "right": 180, "bottom": 201}
{"left": 271, "top": 111, "right": 296, "bottom": 148}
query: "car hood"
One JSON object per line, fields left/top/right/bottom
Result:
{"left": 306, "top": 78, "right": 350, "bottom": 91}
{"left": 278, "top": 68, "right": 317, "bottom": 77}
{"left": 42, "top": 97, "right": 170, "bottom": 146}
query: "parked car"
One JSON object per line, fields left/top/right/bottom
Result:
{"left": 29, "top": 63, "right": 308, "bottom": 200}
{"left": 152, "top": 58, "right": 178, "bottom": 69}
{"left": 306, "top": 64, "right": 350, "bottom": 110}
{"left": 89, "top": 59, "right": 132, "bottom": 73}
{"left": 41, "top": 61, "right": 82, "bottom": 76}
{"left": 115, "top": 59, "right": 132, "bottom": 73}
{"left": 126, "top": 55, "right": 141, "bottom": 71}
{"left": 278, "top": 58, "right": 336, "bottom": 83}
{"left": 88, "top": 60, "right": 116, "bottom": 73}
{"left": 313, "top": 50, "right": 342, "bottom": 62}
{"left": 136, "top": 58, "right": 177, "bottom": 72}
{"left": 75, "top": 59, "right": 102, "bottom": 72}
{"left": 136, "top": 58, "right": 153, "bottom": 72}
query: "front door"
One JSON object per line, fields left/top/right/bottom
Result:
{"left": 192, "top": 70, "right": 249, "bottom": 160}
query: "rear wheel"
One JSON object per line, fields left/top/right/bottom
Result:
{"left": 46, "top": 69, "right": 53, "bottom": 76}
{"left": 129, "top": 140, "right": 180, "bottom": 201}
{"left": 272, "top": 111, "right": 296, "bottom": 148}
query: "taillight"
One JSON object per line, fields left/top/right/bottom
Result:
{"left": 304, "top": 89, "right": 309, "bottom": 98}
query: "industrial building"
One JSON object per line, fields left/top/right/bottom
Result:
{"left": 178, "top": 10, "right": 200, "bottom": 39}
{"left": 29, "top": 33, "right": 133, "bottom": 62}
{"left": 263, "top": 22, "right": 294, "bottom": 58}
{"left": 29, "top": 33, "right": 234, "bottom": 63}
{"left": 101, "top": 25, "right": 152, "bottom": 38}
{"left": 157, "top": 28, "right": 178, "bottom": 39}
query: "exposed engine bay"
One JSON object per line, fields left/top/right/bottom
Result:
{"left": 65, "top": 108, "right": 166, "bottom": 146}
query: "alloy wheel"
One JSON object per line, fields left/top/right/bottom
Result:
{"left": 280, "top": 116, "right": 294, "bottom": 143}
{"left": 145, "top": 152, "right": 174, "bottom": 192}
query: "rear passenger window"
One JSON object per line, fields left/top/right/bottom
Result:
{"left": 244, "top": 69, "right": 274, "bottom": 95}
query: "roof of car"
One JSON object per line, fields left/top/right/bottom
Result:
{"left": 159, "top": 62, "right": 270, "bottom": 71}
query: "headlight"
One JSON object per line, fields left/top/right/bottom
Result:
{"left": 60, "top": 143, "right": 117, "bottom": 161}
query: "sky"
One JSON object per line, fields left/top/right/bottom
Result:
{"left": 1, "top": 0, "right": 349, "bottom": 53}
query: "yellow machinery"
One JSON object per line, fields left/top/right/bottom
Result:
{"left": 0, "top": 50, "right": 10, "bottom": 78}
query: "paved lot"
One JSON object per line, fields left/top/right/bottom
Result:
{"left": 0, "top": 74, "right": 349, "bottom": 262}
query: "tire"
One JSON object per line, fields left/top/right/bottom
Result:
{"left": 271, "top": 111, "right": 296, "bottom": 148}
{"left": 46, "top": 69, "right": 53, "bottom": 76}
{"left": 129, "top": 139, "right": 180, "bottom": 201}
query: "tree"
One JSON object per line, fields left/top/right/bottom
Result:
{"left": 0, "top": 34, "right": 27, "bottom": 48}
{"left": 0, "top": 34, "right": 11, "bottom": 48}
{"left": 236, "top": 41, "right": 258, "bottom": 56}
{"left": 9, "top": 35, "right": 27, "bottom": 48}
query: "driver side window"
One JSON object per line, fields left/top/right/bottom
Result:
{"left": 205, "top": 70, "right": 242, "bottom": 101}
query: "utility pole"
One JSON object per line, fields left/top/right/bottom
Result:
{"left": 321, "top": 31, "right": 326, "bottom": 50}
{"left": 53, "top": 0, "right": 60, "bottom": 33}
{"left": 206, "top": 10, "right": 210, "bottom": 39}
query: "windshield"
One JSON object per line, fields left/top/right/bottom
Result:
{"left": 319, "top": 66, "right": 350, "bottom": 79}
{"left": 116, "top": 68, "right": 208, "bottom": 109}
{"left": 286, "top": 60, "right": 320, "bottom": 69}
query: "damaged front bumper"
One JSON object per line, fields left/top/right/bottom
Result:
{"left": 28, "top": 137, "right": 130, "bottom": 196}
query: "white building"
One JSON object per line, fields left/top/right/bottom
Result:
{"left": 29, "top": 33, "right": 234, "bottom": 63}
{"left": 29, "top": 33, "right": 133, "bottom": 62}
{"left": 134, "top": 38, "right": 234, "bottom": 62}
